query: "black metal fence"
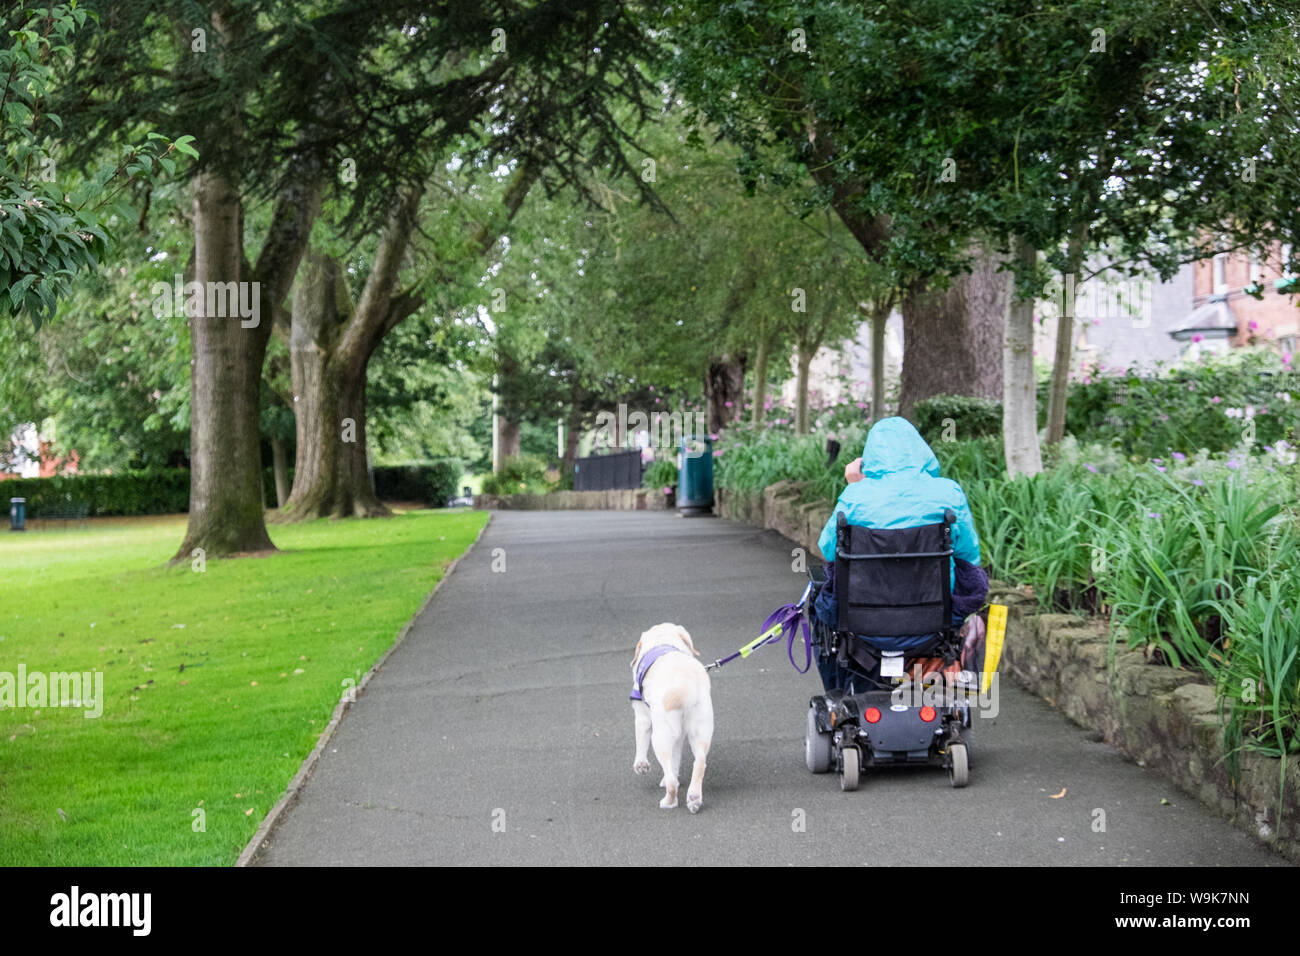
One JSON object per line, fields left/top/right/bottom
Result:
{"left": 573, "top": 449, "right": 644, "bottom": 491}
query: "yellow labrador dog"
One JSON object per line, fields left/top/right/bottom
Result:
{"left": 630, "top": 623, "right": 714, "bottom": 812}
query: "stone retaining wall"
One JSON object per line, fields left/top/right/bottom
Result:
{"left": 717, "top": 479, "right": 1299, "bottom": 862}
{"left": 474, "top": 488, "right": 669, "bottom": 511}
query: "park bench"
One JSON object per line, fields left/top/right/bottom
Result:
{"left": 33, "top": 498, "right": 90, "bottom": 528}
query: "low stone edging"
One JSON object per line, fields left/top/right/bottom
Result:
{"left": 718, "top": 479, "right": 1299, "bottom": 863}
{"left": 474, "top": 488, "right": 669, "bottom": 511}
{"left": 992, "top": 588, "right": 1298, "bottom": 863}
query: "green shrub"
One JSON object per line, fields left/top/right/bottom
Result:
{"left": 912, "top": 395, "right": 1003, "bottom": 443}
{"left": 481, "top": 455, "right": 551, "bottom": 495}
{"left": 642, "top": 456, "right": 679, "bottom": 491}
{"left": 1061, "top": 348, "right": 1300, "bottom": 456}
{"left": 2, "top": 469, "right": 191, "bottom": 516}
{"left": 373, "top": 460, "right": 462, "bottom": 506}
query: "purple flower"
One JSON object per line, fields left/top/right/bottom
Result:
{"left": 1172, "top": 452, "right": 1186, "bottom": 461}
{"left": 1192, "top": 479, "right": 1205, "bottom": 487}
{"left": 1227, "top": 460, "right": 1241, "bottom": 470}
{"left": 1152, "top": 458, "right": 1164, "bottom": 464}
{"left": 1155, "top": 466, "right": 1167, "bottom": 472}
{"left": 1249, "top": 320, "right": 1259, "bottom": 331}
{"left": 1085, "top": 464, "right": 1098, "bottom": 473}
{"left": 1192, "top": 334, "right": 1203, "bottom": 343}
{"left": 724, "top": 401, "right": 733, "bottom": 408}
{"left": 1211, "top": 396, "right": 1222, "bottom": 403}
{"left": 1146, "top": 511, "right": 1162, "bottom": 519}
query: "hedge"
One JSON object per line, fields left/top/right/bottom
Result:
{"left": 911, "top": 394, "right": 1003, "bottom": 444}
{"left": 3, "top": 461, "right": 460, "bottom": 517}
{"left": 1, "top": 469, "right": 190, "bottom": 517}
{"left": 372, "top": 460, "right": 462, "bottom": 506}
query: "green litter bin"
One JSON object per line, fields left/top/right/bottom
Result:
{"left": 10, "top": 497, "right": 26, "bottom": 532}
{"left": 677, "top": 436, "right": 714, "bottom": 517}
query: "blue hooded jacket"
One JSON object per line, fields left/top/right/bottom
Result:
{"left": 817, "top": 418, "right": 982, "bottom": 587}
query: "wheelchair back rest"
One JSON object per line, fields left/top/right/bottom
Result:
{"left": 834, "top": 509, "right": 954, "bottom": 637}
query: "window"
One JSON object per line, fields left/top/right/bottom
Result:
{"left": 1212, "top": 253, "right": 1228, "bottom": 294}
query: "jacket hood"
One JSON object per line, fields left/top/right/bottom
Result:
{"left": 859, "top": 417, "right": 941, "bottom": 480}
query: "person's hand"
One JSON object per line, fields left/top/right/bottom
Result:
{"left": 844, "top": 457, "right": 864, "bottom": 483}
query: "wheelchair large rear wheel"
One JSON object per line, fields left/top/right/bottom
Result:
{"left": 805, "top": 707, "right": 832, "bottom": 773}
{"left": 840, "top": 746, "right": 860, "bottom": 791}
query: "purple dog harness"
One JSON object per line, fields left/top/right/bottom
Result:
{"left": 630, "top": 645, "right": 684, "bottom": 701}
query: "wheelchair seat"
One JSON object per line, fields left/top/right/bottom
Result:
{"left": 812, "top": 509, "right": 959, "bottom": 690}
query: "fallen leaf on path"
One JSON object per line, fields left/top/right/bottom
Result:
{"left": 1050, "top": 788, "right": 1067, "bottom": 799}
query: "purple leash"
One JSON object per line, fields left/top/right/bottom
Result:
{"left": 705, "top": 583, "right": 814, "bottom": 674}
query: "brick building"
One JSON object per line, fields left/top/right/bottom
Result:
{"left": 1180, "top": 242, "right": 1299, "bottom": 356}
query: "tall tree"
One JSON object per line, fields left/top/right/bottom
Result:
{"left": 56, "top": 0, "right": 657, "bottom": 553}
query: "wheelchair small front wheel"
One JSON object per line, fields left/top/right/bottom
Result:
{"left": 948, "top": 742, "right": 969, "bottom": 788}
{"left": 840, "top": 746, "right": 860, "bottom": 791}
{"left": 805, "top": 707, "right": 832, "bottom": 774}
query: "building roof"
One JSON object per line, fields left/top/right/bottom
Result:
{"left": 1169, "top": 299, "right": 1237, "bottom": 340}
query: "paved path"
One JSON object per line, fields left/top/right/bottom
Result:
{"left": 255, "top": 511, "right": 1286, "bottom": 866}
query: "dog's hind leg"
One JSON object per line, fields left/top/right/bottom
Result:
{"left": 650, "top": 713, "right": 681, "bottom": 809}
{"left": 685, "top": 703, "right": 714, "bottom": 814}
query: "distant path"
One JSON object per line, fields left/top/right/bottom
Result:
{"left": 254, "top": 511, "right": 1286, "bottom": 866}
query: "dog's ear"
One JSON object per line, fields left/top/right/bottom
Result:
{"left": 631, "top": 640, "right": 642, "bottom": 665}
{"left": 677, "top": 627, "right": 699, "bottom": 656}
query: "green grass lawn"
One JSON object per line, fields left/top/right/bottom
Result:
{"left": 0, "top": 509, "right": 488, "bottom": 865}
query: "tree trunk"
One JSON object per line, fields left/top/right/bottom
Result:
{"left": 562, "top": 400, "right": 583, "bottom": 477}
{"left": 705, "top": 355, "right": 746, "bottom": 435}
{"left": 271, "top": 437, "right": 289, "bottom": 507}
{"left": 337, "top": 359, "right": 387, "bottom": 515}
{"left": 898, "top": 248, "right": 1006, "bottom": 421}
{"left": 751, "top": 335, "right": 769, "bottom": 425}
{"left": 174, "top": 169, "right": 276, "bottom": 559}
{"left": 1003, "top": 236, "right": 1043, "bottom": 477}
{"left": 1046, "top": 224, "right": 1088, "bottom": 445}
{"left": 795, "top": 347, "right": 813, "bottom": 434}
{"left": 279, "top": 250, "right": 390, "bottom": 520}
{"left": 281, "top": 347, "right": 389, "bottom": 518}
{"left": 870, "top": 301, "right": 888, "bottom": 420}
{"left": 497, "top": 416, "right": 522, "bottom": 462}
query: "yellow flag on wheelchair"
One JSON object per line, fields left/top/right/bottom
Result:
{"left": 982, "top": 604, "right": 1007, "bottom": 694}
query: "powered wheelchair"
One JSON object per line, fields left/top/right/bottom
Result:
{"left": 804, "top": 510, "right": 976, "bottom": 791}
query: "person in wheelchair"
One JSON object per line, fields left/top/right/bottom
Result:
{"left": 811, "top": 416, "right": 988, "bottom": 694}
